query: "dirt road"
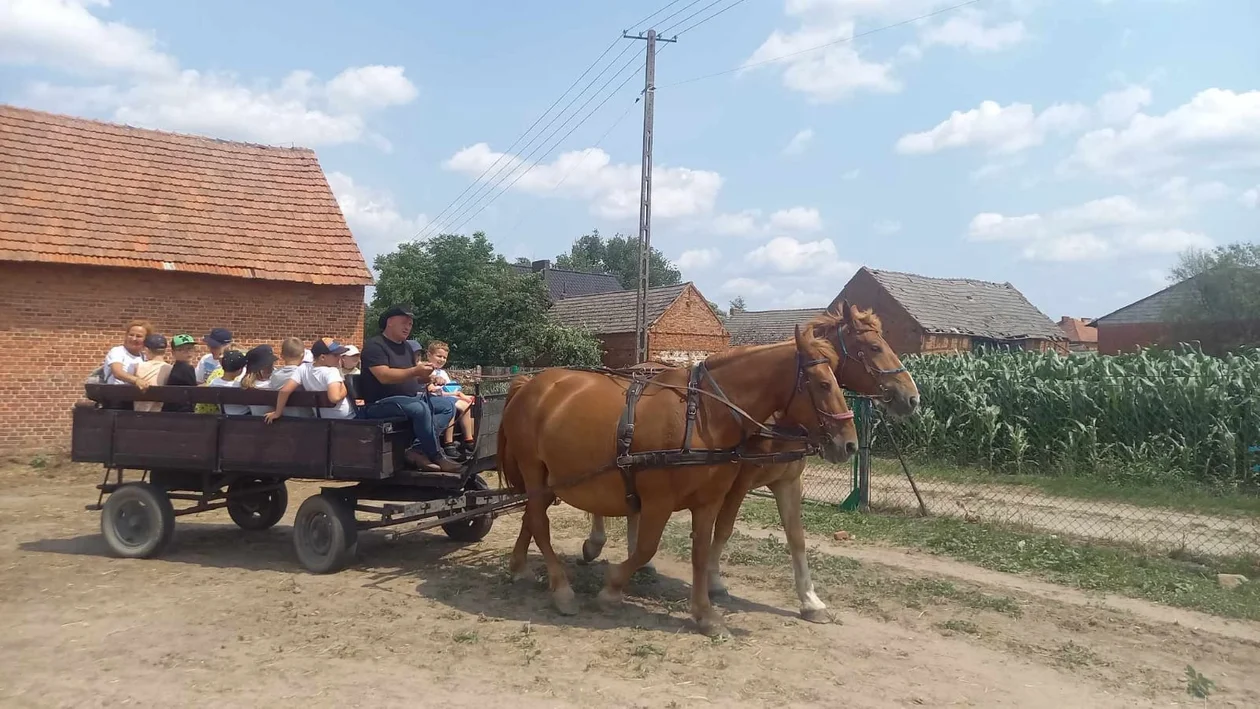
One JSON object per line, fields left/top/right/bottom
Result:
{"left": 2, "top": 461, "right": 1258, "bottom": 707}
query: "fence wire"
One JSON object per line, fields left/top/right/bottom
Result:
{"left": 792, "top": 373, "right": 1260, "bottom": 559}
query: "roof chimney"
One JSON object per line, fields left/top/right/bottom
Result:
{"left": 531, "top": 259, "right": 551, "bottom": 273}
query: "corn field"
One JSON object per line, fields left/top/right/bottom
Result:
{"left": 877, "top": 347, "right": 1260, "bottom": 492}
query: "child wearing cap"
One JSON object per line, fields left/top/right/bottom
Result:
{"left": 241, "top": 344, "right": 279, "bottom": 417}
{"left": 264, "top": 338, "right": 354, "bottom": 422}
{"left": 162, "top": 334, "right": 198, "bottom": 413}
{"left": 208, "top": 349, "right": 251, "bottom": 416}
{"left": 133, "top": 334, "right": 173, "bottom": 413}
{"left": 196, "top": 327, "right": 233, "bottom": 384}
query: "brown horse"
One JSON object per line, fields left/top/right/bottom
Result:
{"left": 582, "top": 297, "right": 920, "bottom": 622}
{"left": 497, "top": 321, "right": 858, "bottom": 636}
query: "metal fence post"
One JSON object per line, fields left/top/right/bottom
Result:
{"left": 858, "top": 396, "right": 872, "bottom": 511}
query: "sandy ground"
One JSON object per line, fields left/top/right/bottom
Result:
{"left": 3, "top": 460, "right": 1260, "bottom": 708}
{"left": 798, "top": 465, "right": 1260, "bottom": 557}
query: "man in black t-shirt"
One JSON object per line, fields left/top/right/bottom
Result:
{"left": 360, "top": 304, "right": 460, "bottom": 473}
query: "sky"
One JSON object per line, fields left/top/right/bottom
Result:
{"left": 2, "top": 0, "right": 1258, "bottom": 320}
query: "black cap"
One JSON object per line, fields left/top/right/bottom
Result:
{"left": 144, "top": 333, "right": 168, "bottom": 350}
{"left": 204, "top": 327, "right": 233, "bottom": 348}
{"left": 310, "top": 339, "right": 350, "bottom": 358}
{"left": 221, "top": 350, "right": 247, "bottom": 373}
{"left": 245, "top": 344, "right": 277, "bottom": 372}
{"left": 405, "top": 339, "right": 422, "bottom": 353}
{"left": 377, "top": 304, "right": 414, "bottom": 331}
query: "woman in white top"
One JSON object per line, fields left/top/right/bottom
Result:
{"left": 102, "top": 320, "right": 152, "bottom": 388}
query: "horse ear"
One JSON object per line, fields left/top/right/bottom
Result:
{"left": 794, "top": 323, "right": 808, "bottom": 349}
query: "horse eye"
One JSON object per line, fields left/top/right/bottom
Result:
{"left": 870, "top": 344, "right": 882, "bottom": 353}
{"left": 817, "top": 379, "right": 832, "bottom": 391}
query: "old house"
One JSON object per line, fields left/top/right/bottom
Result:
{"left": 836, "top": 267, "right": 1066, "bottom": 354}
{"left": 0, "top": 105, "right": 372, "bottom": 455}
{"left": 1090, "top": 273, "right": 1260, "bottom": 355}
{"left": 547, "top": 283, "right": 729, "bottom": 367}
{"left": 726, "top": 307, "right": 826, "bottom": 347}
{"left": 1057, "top": 316, "right": 1098, "bottom": 352}
{"left": 509, "top": 259, "right": 623, "bottom": 302}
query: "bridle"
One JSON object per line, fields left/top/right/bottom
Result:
{"left": 777, "top": 352, "right": 856, "bottom": 444}
{"left": 832, "top": 325, "right": 908, "bottom": 401}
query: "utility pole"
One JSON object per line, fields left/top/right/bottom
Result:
{"left": 624, "top": 28, "right": 676, "bottom": 364}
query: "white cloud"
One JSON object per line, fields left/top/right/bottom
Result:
{"left": 443, "top": 143, "right": 723, "bottom": 220}
{"left": 711, "top": 210, "right": 763, "bottom": 236}
{"left": 677, "top": 248, "right": 721, "bottom": 270}
{"left": 966, "top": 190, "right": 1214, "bottom": 262}
{"left": 918, "top": 9, "right": 1026, "bottom": 52}
{"left": 745, "top": 236, "right": 853, "bottom": 275}
{"left": 743, "top": 19, "right": 899, "bottom": 103}
{"left": 4, "top": 1, "right": 416, "bottom": 149}
{"left": 1241, "top": 186, "right": 1260, "bottom": 209}
{"left": 0, "top": 0, "right": 176, "bottom": 77}
{"left": 783, "top": 128, "right": 815, "bottom": 155}
{"left": 873, "top": 219, "right": 902, "bottom": 234}
{"left": 326, "top": 171, "right": 426, "bottom": 268}
{"left": 768, "top": 206, "right": 823, "bottom": 232}
{"left": 896, "top": 85, "right": 1155, "bottom": 157}
{"left": 721, "top": 277, "right": 772, "bottom": 296}
{"left": 1066, "top": 88, "right": 1260, "bottom": 177}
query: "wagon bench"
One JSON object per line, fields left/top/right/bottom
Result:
{"left": 71, "top": 378, "right": 523, "bottom": 573}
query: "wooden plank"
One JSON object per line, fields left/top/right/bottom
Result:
{"left": 112, "top": 412, "right": 219, "bottom": 471}
{"left": 219, "top": 417, "right": 329, "bottom": 477}
{"left": 84, "top": 383, "right": 330, "bottom": 408}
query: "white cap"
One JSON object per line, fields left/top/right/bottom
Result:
{"left": 302, "top": 348, "right": 313, "bottom": 363}
{"left": 342, "top": 345, "right": 361, "bottom": 357}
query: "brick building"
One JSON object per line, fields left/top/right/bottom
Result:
{"left": 1090, "top": 273, "right": 1260, "bottom": 355}
{"left": 1057, "top": 316, "right": 1099, "bottom": 352}
{"left": 0, "top": 105, "right": 372, "bottom": 455}
{"left": 726, "top": 307, "right": 826, "bottom": 347}
{"left": 546, "top": 283, "right": 728, "bottom": 367}
{"left": 837, "top": 267, "right": 1066, "bottom": 354}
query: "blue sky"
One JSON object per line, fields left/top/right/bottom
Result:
{"left": 2, "top": 0, "right": 1257, "bottom": 320}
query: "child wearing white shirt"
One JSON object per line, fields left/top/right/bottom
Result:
{"left": 208, "top": 350, "right": 251, "bottom": 416}
{"left": 264, "top": 338, "right": 354, "bottom": 422}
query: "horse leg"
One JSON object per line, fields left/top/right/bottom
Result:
{"left": 707, "top": 477, "right": 752, "bottom": 599}
{"left": 597, "top": 501, "right": 670, "bottom": 610}
{"left": 768, "top": 474, "right": 829, "bottom": 623}
{"left": 508, "top": 513, "right": 532, "bottom": 583}
{"left": 525, "top": 490, "right": 577, "bottom": 616}
{"left": 581, "top": 514, "right": 606, "bottom": 563}
{"left": 688, "top": 499, "right": 729, "bottom": 637}
{"left": 625, "top": 512, "right": 657, "bottom": 574}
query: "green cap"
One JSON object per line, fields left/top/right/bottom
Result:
{"left": 171, "top": 334, "right": 195, "bottom": 347}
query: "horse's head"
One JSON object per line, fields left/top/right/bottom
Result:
{"left": 777, "top": 322, "right": 858, "bottom": 465}
{"left": 809, "top": 295, "right": 920, "bottom": 418}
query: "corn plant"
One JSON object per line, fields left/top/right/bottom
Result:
{"left": 876, "top": 346, "right": 1260, "bottom": 490}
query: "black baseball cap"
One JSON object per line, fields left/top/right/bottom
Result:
{"left": 245, "top": 344, "right": 277, "bottom": 372}
{"left": 204, "top": 327, "right": 233, "bottom": 348}
{"left": 310, "top": 339, "right": 350, "bottom": 358}
{"left": 377, "top": 304, "right": 414, "bottom": 331}
{"left": 221, "top": 349, "right": 247, "bottom": 373}
{"left": 144, "top": 333, "right": 168, "bottom": 350}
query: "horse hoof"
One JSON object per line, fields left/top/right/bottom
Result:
{"left": 553, "top": 587, "right": 579, "bottom": 616}
{"left": 597, "top": 588, "right": 623, "bottom": 610}
{"left": 581, "top": 539, "right": 604, "bottom": 563}
{"left": 801, "top": 607, "right": 832, "bottom": 624}
{"left": 638, "top": 560, "right": 658, "bottom": 574}
{"left": 707, "top": 585, "right": 730, "bottom": 600}
{"left": 697, "top": 617, "right": 731, "bottom": 638}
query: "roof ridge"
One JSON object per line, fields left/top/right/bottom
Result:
{"left": 869, "top": 265, "right": 1011, "bottom": 288}
{"left": 0, "top": 103, "right": 316, "bottom": 154}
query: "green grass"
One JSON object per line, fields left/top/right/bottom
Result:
{"left": 872, "top": 456, "right": 1260, "bottom": 518}
{"left": 737, "top": 498, "right": 1260, "bottom": 622}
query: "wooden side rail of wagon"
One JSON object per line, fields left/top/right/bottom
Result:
{"left": 72, "top": 379, "right": 525, "bottom": 573}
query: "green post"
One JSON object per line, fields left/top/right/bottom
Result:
{"left": 838, "top": 396, "right": 870, "bottom": 511}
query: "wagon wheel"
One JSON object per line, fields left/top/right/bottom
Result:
{"left": 226, "top": 477, "right": 288, "bottom": 531}
{"left": 100, "top": 481, "right": 176, "bottom": 559}
{"left": 292, "top": 492, "right": 358, "bottom": 574}
{"left": 440, "top": 475, "right": 494, "bottom": 543}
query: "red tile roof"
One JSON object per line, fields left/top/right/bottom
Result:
{"left": 1057, "top": 316, "right": 1098, "bottom": 343}
{"left": 0, "top": 104, "right": 372, "bottom": 286}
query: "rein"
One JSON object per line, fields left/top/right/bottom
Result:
{"left": 543, "top": 350, "right": 853, "bottom": 513}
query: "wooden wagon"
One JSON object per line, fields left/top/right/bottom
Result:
{"left": 71, "top": 378, "right": 523, "bottom": 573}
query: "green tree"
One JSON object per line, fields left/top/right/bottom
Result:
{"left": 368, "top": 232, "right": 602, "bottom": 367}
{"left": 1163, "top": 241, "right": 1260, "bottom": 353}
{"left": 728, "top": 296, "right": 747, "bottom": 314}
{"left": 554, "top": 229, "right": 682, "bottom": 289}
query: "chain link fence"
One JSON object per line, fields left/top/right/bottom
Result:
{"left": 794, "top": 352, "right": 1260, "bottom": 560}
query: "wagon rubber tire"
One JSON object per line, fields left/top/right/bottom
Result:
{"left": 226, "top": 477, "right": 288, "bottom": 531}
{"left": 292, "top": 493, "right": 358, "bottom": 574}
{"left": 100, "top": 481, "right": 176, "bottom": 559}
{"left": 440, "top": 475, "right": 494, "bottom": 543}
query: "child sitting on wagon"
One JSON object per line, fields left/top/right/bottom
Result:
{"left": 425, "top": 340, "right": 477, "bottom": 459}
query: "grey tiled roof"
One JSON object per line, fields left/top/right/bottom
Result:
{"left": 509, "top": 264, "right": 624, "bottom": 301}
{"left": 726, "top": 308, "right": 826, "bottom": 346}
{"left": 547, "top": 283, "right": 689, "bottom": 334}
{"left": 865, "top": 268, "right": 1065, "bottom": 341}
{"left": 1093, "top": 276, "right": 1204, "bottom": 325}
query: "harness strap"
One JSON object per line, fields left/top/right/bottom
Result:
{"left": 615, "top": 377, "right": 649, "bottom": 513}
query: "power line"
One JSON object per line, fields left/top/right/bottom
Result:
{"left": 668, "top": 0, "right": 752, "bottom": 37}
{"left": 445, "top": 58, "right": 646, "bottom": 237}
{"left": 645, "top": 0, "right": 710, "bottom": 36}
{"left": 657, "top": 0, "right": 983, "bottom": 90}
{"left": 415, "top": 0, "right": 692, "bottom": 241}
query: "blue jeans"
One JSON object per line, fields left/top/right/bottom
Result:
{"left": 362, "top": 393, "right": 456, "bottom": 459}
